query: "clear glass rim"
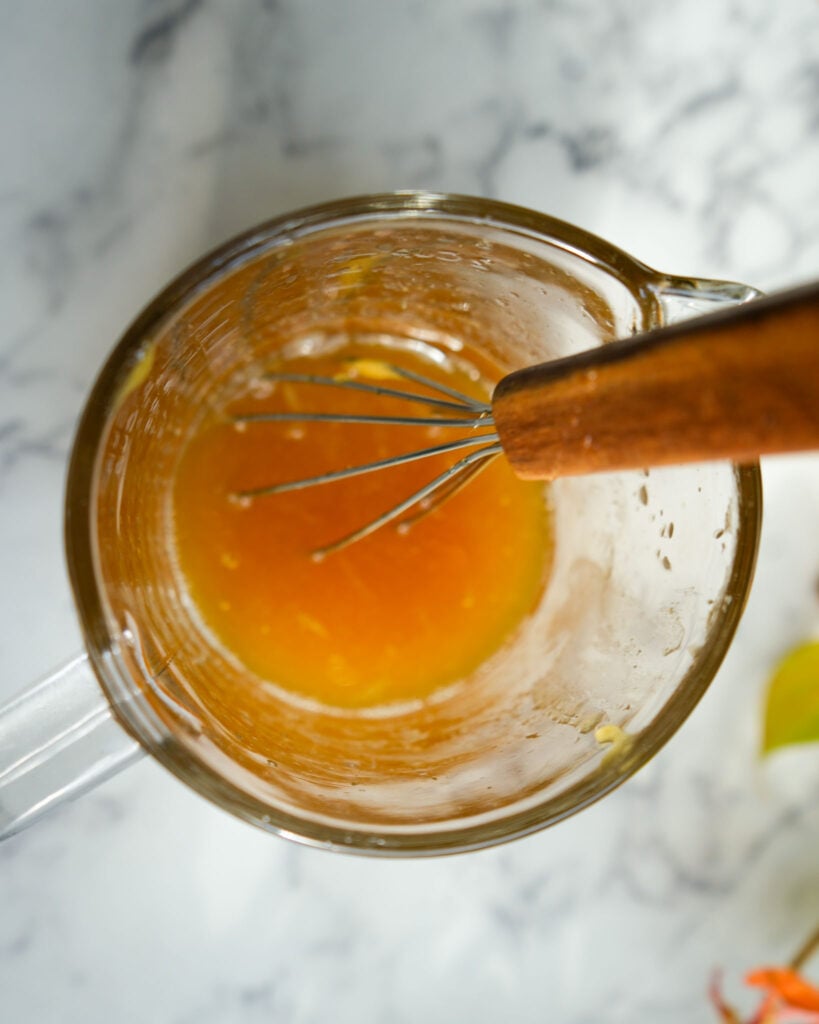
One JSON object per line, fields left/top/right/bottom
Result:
{"left": 64, "top": 191, "right": 763, "bottom": 856}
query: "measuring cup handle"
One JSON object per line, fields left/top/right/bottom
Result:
{"left": 0, "top": 653, "right": 142, "bottom": 841}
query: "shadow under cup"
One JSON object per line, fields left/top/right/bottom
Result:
{"left": 66, "top": 194, "right": 761, "bottom": 854}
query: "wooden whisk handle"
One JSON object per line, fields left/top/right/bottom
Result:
{"left": 491, "top": 281, "right": 819, "bottom": 479}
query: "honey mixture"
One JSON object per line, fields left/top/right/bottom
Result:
{"left": 172, "top": 339, "right": 553, "bottom": 711}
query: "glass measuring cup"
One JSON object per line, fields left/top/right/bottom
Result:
{"left": 0, "top": 193, "right": 761, "bottom": 853}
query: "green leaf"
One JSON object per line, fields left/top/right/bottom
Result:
{"left": 763, "top": 641, "right": 819, "bottom": 754}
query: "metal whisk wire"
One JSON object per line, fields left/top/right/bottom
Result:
{"left": 230, "top": 364, "right": 501, "bottom": 556}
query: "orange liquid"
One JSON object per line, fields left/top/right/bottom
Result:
{"left": 172, "top": 340, "right": 552, "bottom": 710}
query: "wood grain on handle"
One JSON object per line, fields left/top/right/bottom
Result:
{"left": 491, "top": 281, "right": 819, "bottom": 479}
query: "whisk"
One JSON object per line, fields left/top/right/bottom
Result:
{"left": 234, "top": 281, "right": 819, "bottom": 555}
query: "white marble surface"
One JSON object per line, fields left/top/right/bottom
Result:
{"left": 2, "top": 1, "right": 819, "bottom": 1021}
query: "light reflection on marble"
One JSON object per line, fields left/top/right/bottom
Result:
{"left": 1, "top": 2, "right": 819, "bottom": 1021}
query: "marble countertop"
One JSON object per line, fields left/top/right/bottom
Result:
{"left": 2, "top": 2, "right": 819, "bottom": 1021}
